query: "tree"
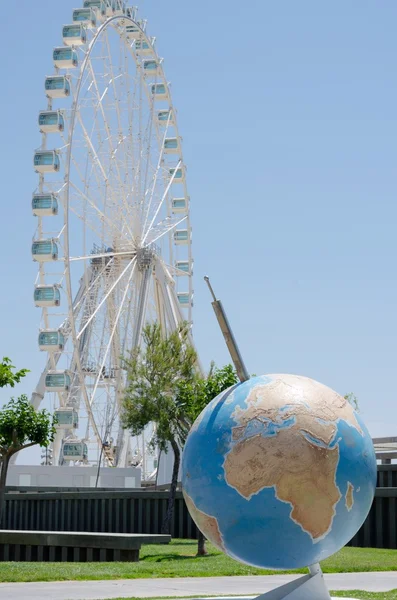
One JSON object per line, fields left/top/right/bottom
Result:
{"left": 0, "top": 395, "right": 56, "bottom": 523}
{"left": 122, "top": 321, "right": 197, "bottom": 534}
{"left": 345, "top": 392, "right": 359, "bottom": 412}
{"left": 185, "top": 363, "right": 238, "bottom": 425}
{"left": 177, "top": 363, "right": 239, "bottom": 555}
{"left": 0, "top": 358, "right": 29, "bottom": 389}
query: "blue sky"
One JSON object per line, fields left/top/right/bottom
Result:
{"left": 1, "top": 1, "right": 396, "bottom": 465}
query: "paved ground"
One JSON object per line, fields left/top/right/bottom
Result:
{"left": 0, "top": 572, "right": 394, "bottom": 600}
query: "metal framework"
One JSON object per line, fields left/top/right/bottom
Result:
{"left": 372, "top": 437, "right": 397, "bottom": 463}
{"left": 31, "top": 1, "right": 194, "bottom": 474}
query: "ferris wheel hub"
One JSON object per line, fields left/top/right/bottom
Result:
{"left": 136, "top": 246, "right": 156, "bottom": 271}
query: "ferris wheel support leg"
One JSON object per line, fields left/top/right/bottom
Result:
{"left": 153, "top": 258, "right": 181, "bottom": 331}
{"left": 52, "top": 429, "right": 65, "bottom": 467}
{"left": 154, "top": 277, "right": 167, "bottom": 337}
{"left": 116, "top": 431, "right": 131, "bottom": 469}
{"left": 132, "top": 266, "right": 152, "bottom": 348}
{"left": 114, "top": 265, "right": 152, "bottom": 468}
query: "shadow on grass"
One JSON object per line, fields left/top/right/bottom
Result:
{"left": 167, "top": 540, "right": 198, "bottom": 546}
{"left": 142, "top": 553, "right": 214, "bottom": 562}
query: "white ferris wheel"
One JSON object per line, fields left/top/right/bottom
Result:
{"left": 30, "top": 0, "right": 193, "bottom": 472}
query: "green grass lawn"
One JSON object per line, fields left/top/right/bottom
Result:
{"left": 0, "top": 540, "right": 395, "bottom": 582}
{"left": 332, "top": 593, "right": 397, "bottom": 599}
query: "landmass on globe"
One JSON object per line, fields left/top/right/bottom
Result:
{"left": 223, "top": 374, "right": 364, "bottom": 541}
{"left": 183, "top": 491, "right": 225, "bottom": 551}
{"left": 345, "top": 482, "right": 354, "bottom": 511}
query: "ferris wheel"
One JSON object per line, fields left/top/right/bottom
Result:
{"left": 30, "top": 0, "right": 193, "bottom": 471}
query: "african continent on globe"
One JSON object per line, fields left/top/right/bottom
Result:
{"left": 182, "top": 374, "right": 377, "bottom": 569}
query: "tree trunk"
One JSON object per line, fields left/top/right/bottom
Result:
{"left": 0, "top": 454, "right": 11, "bottom": 527}
{"left": 155, "top": 450, "right": 162, "bottom": 491}
{"left": 161, "top": 438, "right": 180, "bottom": 534}
{"left": 197, "top": 530, "right": 207, "bottom": 556}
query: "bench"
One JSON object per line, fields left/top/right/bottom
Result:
{"left": 0, "top": 530, "right": 171, "bottom": 562}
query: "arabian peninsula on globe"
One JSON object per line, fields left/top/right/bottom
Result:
{"left": 182, "top": 374, "right": 377, "bottom": 569}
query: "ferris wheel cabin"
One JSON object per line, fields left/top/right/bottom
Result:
{"left": 175, "top": 261, "right": 190, "bottom": 274}
{"left": 62, "top": 441, "right": 88, "bottom": 461}
{"left": 151, "top": 83, "right": 168, "bottom": 100}
{"left": 53, "top": 47, "right": 78, "bottom": 69}
{"left": 32, "top": 240, "right": 58, "bottom": 262}
{"left": 38, "top": 330, "right": 65, "bottom": 352}
{"left": 158, "top": 110, "right": 174, "bottom": 126}
{"left": 177, "top": 293, "right": 192, "bottom": 307}
{"left": 174, "top": 229, "right": 190, "bottom": 245}
{"left": 169, "top": 166, "right": 185, "bottom": 183}
{"left": 32, "top": 193, "right": 58, "bottom": 216}
{"left": 172, "top": 198, "right": 188, "bottom": 213}
{"left": 45, "top": 371, "right": 71, "bottom": 392}
{"left": 73, "top": 8, "right": 97, "bottom": 28}
{"left": 39, "top": 111, "right": 64, "bottom": 133}
{"left": 83, "top": 0, "right": 107, "bottom": 20}
{"left": 126, "top": 22, "right": 142, "bottom": 39}
{"left": 54, "top": 408, "right": 79, "bottom": 430}
{"left": 125, "top": 6, "right": 137, "bottom": 20}
{"left": 34, "top": 285, "right": 61, "bottom": 307}
{"left": 45, "top": 76, "right": 70, "bottom": 98}
{"left": 143, "top": 59, "right": 161, "bottom": 76}
{"left": 135, "top": 40, "right": 152, "bottom": 54}
{"left": 112, "top": 1, "right": 127, "bottom": 16}
{"left": 62, "top": 24, "right": 87, "bottom": 46}
{"left": 34, "top": 151, "right": 60, "bottom": 173}
{"left": 164, "top": 138, "right": 179, "bottom": 154}
{"left": 98, "top": 0, "right": 128, "bottom": 16}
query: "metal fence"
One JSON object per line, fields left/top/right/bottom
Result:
{"left": 3, "top": 465, "right": 397, "bottom": 549}
{"left": 3, "top": 490, "right": 198, "bottom": 539}
{"left": 347, "top": 488, "right": 397, "bottom": 549}
{"left": 377, "top": 464, "right": 397, "bottom": 487}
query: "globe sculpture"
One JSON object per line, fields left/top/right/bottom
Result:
{"left": 182, "top": 374, "right": 377, "bottom": 570}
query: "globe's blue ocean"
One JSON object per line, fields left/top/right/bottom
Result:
{"left": 182, "top": 375, "right": 377, "bottom": 569}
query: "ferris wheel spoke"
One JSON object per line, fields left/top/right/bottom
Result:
{"left": 88, "top": 259, "right": 137, "bottom": 409}
{"left": 69, "top": 205, "right": 111, "bottom": 244}
{"left": 125, "top": 39, "right": 137, "bottom": 201}
{"left": 105, "top": 288, "right": 123, "bottom": 411}
{"left": 124, "top": 39, "right": 163, "bottom": 148}
{"left": 60, "top": 134, "right": 109, "bottom": 237}
{"left": 103, "top": 30, "right": 131, "bottom": 186}
{"left": 145, "top": 214, "right": 188, "bottom": 247}
{"left": 70, "top": 170, "right": 135, "bottom": 248}
{"left": 85, "top": 58, "right": 135, "bottom": 239}
{"left": 76, "top": 257, "right": 136, "bottom": 341}
{"left": 76, "top": 113, "right": 108, "bottom": 182}
{"left": 140, "top": 93, "right": 156, "bottom": 209}
{"left": 69, "top": 182, "right": 121, "bottom": 240}
{"left": 142, "top": 159, "right": 182, "bottom": 245}
{"left": 141, "top": 114, "right": 172, "bottom": 237}
{"left": 59, "top": 132, "right": 87, "bottom": 193}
